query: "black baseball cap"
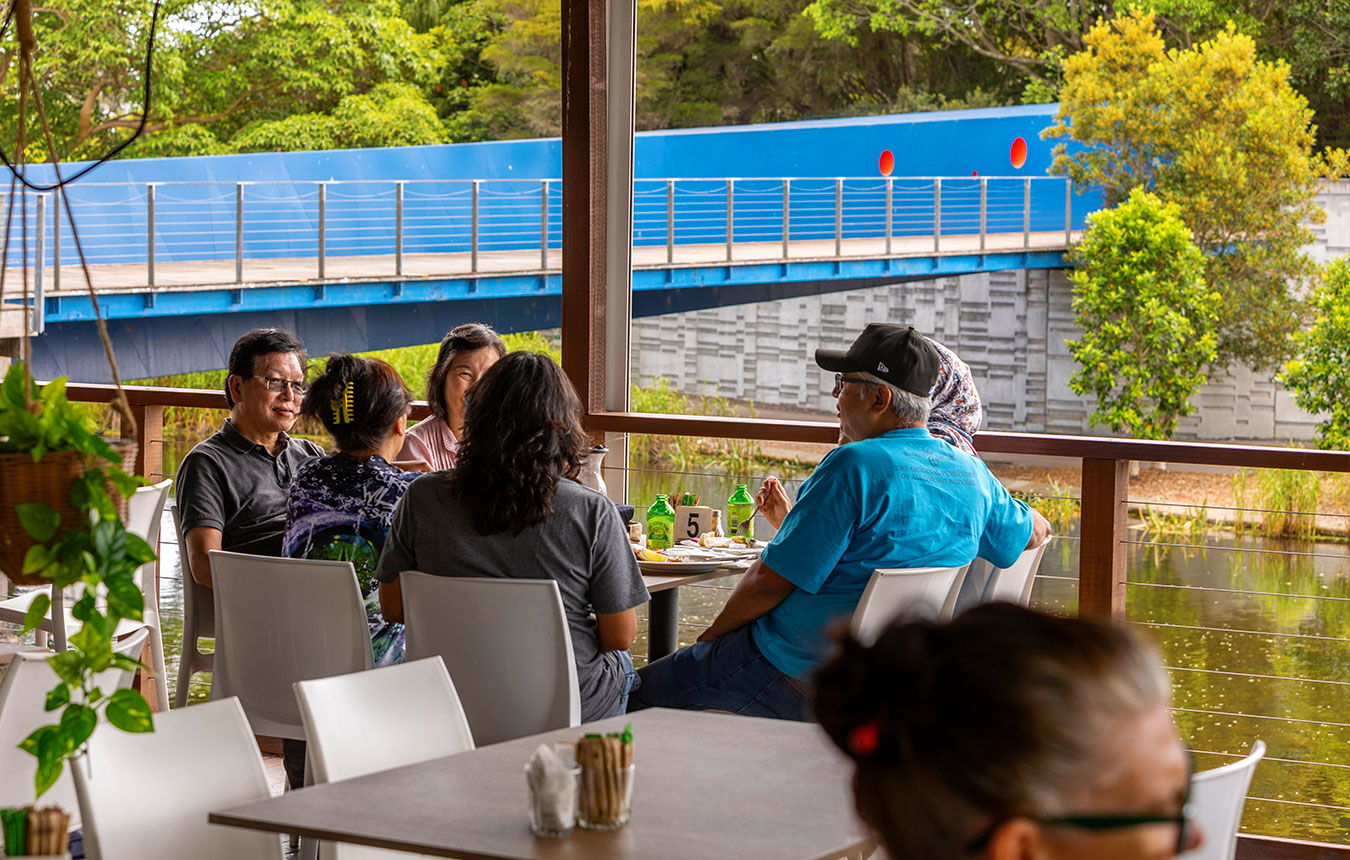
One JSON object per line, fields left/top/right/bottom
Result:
{"left": 815, "top": 324, "right": 939, "bottom": 396}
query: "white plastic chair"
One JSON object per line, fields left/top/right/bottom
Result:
{"left": 1181, "top": 741, "right": 1267, "bottom": 860}
{"left": 208, "top": 550, "right": 373, "bottom": 742}
{"left": 400, "top": 572, "right": 581, "bottom": 746}
{"left": 171, "top": 502, "right": 215, "bottom": 708}
{"left": 0, "top": 626, "right": 151, "bottom": 828}
{"left": 72, "top": 696, "right": 282, "bottom": 860}
{"left": 850, "top": 565, "right": 969, "bottom": 645}
{"left": 981, "top": 535, "right": 1054, "bottom": 607}
{"left": 295, "top": 657, "right": 475, "bottom": 860}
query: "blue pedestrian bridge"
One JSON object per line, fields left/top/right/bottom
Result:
{"left": 6, "top": 104, "right": 1101, "bottom": 380}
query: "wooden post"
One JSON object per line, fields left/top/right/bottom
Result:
{"left": 124, "top": 402, "right": 165, "bottom": 711}
{"left": 1078, "top": 457, "right": 1129, "bottom": 617}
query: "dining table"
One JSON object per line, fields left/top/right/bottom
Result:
{"left": 641, "top": 556, "right": 749, "bottom": 660}
{"left": 210, "top": 707, "right": 873, "bottom": 860}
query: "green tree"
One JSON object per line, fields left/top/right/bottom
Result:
{"left": 1281, "top": 259, "right": 1350, "bottom": 450}
{"left": 1067, "top": 188, "right": 1220, "bottom": 440}
{"left": 1044, "top": 11, "right": 1322, "bottom": 371}
{"left": 232, "top": 83, "right": 447, "bottom": 151}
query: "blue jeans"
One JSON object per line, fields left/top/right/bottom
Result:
{"left": 609, "top": 649, "right": 641, "bottom": 717}
{"left": 628, "top": 625, "right": 811, "bottom": 721}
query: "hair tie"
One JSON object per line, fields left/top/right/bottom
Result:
{"left": 848, "top": 720, "right": 880, "bottom": 756}
{"left": 331, "top": 381, "right": 356, "bottom": 425}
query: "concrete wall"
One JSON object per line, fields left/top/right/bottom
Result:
{"left": 631, "top": 184, "right": 1350, "bottom": 444}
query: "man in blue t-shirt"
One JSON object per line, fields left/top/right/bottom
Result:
{"left": 629, "top": 323, "right": 1050, "bottom": 720}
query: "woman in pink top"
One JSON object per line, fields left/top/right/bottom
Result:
{"left": 398, "top": 323, "right": 507, "bottom": 471}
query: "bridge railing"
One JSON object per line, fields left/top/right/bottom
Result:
{"left": 1, "top": 176, "right": 1085, "bottom": 292}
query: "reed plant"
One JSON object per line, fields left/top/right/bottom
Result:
{"left": 1232, "top": 467, "right": 1321, "bottom": 539}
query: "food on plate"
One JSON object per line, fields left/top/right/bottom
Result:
{"left": 635, "top": 546, "right": 681, "bottom": 563}
{"left": 697, "top": 533, "right": 756, "bottom": 548}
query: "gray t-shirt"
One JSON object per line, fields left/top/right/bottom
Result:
{"left": 377, "top": 476, "right": 649, "bottom": 721}
{"left": 176, "top": 418, "right": 323, "bottom": 558}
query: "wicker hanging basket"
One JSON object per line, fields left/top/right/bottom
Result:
{"left": 0, "top": 441, "right": 137, "bottom": 586}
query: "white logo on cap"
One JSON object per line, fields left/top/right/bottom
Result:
{"left": 877, "top": 362, "right": 889, "bottom": 373}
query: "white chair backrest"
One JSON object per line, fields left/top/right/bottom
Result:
{"left": 209, "top": 550, "right": 373, "bottom": 739}
{"left": 1181, "top": 741, "right": 1266, "bottom": 860}
{"left": 0, "top": 627, "right": 151, "bottom": 823}
{"left": 73, "top": 696, "right": 281, "bottom": 860}
{"left": 400, "top": 572, "right": 581, "bottom": 746}
{"left": 295, "top": 657, "right": 475, "bottom": 860}
{"left": 171, "top": 503, "right": 215, "bottom": 640}
{"left": 126, "top": 478, "right": 173, "bottom": 545}
{"left": 851, "top": 565, "right": 968, "bottom": 645}
{"left": 982, "top": 535, "right": 1054, "bottom": 607}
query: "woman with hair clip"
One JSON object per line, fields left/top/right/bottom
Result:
{"left": 377, "top": 351, "right": 650, "bottom": 720}
{"left": 397, "top": 322, "right": 507, "bottom": 471}
{"left": 814, "top": 603, "right": 1203, "bottom": 860}
{"left": 284, "top": 354, "right": 417, "bottom": 667}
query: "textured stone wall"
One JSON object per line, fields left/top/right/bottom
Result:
{"left": 630, "top": 185, "right": 1349, "bottom": 443}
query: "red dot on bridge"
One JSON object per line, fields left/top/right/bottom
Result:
{"left": 1010, "top": 137, "right": 1028, "bottom": 169}
{"left": 878, "top": 150, "right": 895, "bottom": 176}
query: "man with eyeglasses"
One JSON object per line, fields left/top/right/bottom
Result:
{"left": 177, "top": 328, "right": 323, "bottom": 591}
{"left": 630, "top": 323, "right": 1050, "bottom": 720}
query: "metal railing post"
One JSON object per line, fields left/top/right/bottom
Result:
{"left": 726, "top": 179, "right": 734, "bottom": 262}
{"left": 540, "top": 180, "right": 549, "bottom": 270}
{"left": 318, "top": 182, "right": 327, "bottom": 279}
{"left": 235, "top": 183, "right": 244, "bottom": 283}
{"left": 1064, "top": 177, "right": 1072, "bottom": 245}
{"left": 667, "top": 180, "right": 675, "bottom": 264}
{"left": 146, "top": 184, "right": 155, "bottom": 288}
{"left": 885, "top": 178, "right": 893, "bottom": 255}
{"left": 979, "top": 178, "right": 987, "bottom": 251}
{"left": 781, "top": 179, "right": 790, "bottom": 260}
{"left": 471, "top": 179, "right": 479, "bottom": 273}
{"left": 1023, "top": 177, "right": 1031, "bottom": 249}
{"left": 51, "top": 188, "right": 59, "bottom": 292}
{"left": 933, "top": 178, "right": 941, "bottom": 253}
{"left": 395, "top": 181, "right": 404, "bottom": 277}
{"left": 33, "top": 194, "right": 45, "bottom": 333}
{"left": 1079, "top": 458, "right": 1129, "bottom": 617}
{"left": 834, "top": 178, "right": 843, "bottom": 257}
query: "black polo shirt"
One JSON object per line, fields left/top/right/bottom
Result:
{"left": 176, "top": 418, "right": 323, "bottom": 557}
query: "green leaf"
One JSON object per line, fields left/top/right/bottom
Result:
{"left": 22, "top": 592, "right": 51, "bottom": 634}
{"left": 106, "top": 576, "right": 144, "bottom": 622}
{"left": 109, "top": 653, "right": 145, "bottom": 675}
{"left": 60, "top": 703, "right": 98, "bottom": 748}
{"left": 33, "top": 728, "right": 67, "bottom": 798}
{"left": 38, "top": 376, "right": 67, "bottom": 409}
{"left": 71, "top": 592, "right": 97, "bottom": 622}
{"left": 22, "top": 543, "right": 52, "bottom": 575}
{"left": 16, "top": 503, "right": 60, "bottom": 541}
{"left": 44, "top": 683, "right": 70, "bottom": 712}
{"left": 106, "top": 467, "right": 145, "bottom": 500}
{"left": 46, "top": 650, "right": 85, "bottom": 686}
{"left": 105, "top": 689, "right": 154, "bottom": 733}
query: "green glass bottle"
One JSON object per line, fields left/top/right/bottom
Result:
{"left": 647, "top": 494, "right": 676, "bottom": 550}
{"left": 727, "top": 483, "right": 755, "bottom": 539}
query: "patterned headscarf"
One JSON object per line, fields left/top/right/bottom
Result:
{"left": 924, "top": 337, "right": 982, "bottom": 456}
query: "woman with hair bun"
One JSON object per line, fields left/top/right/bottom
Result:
{"left": 813, "top": 603, "right": 1202, "bottom": 860}
{"left": 284, "top": 354, "right": 417, "bottom": 667}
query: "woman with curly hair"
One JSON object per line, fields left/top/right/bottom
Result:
{"left": 377, "top": 351, "right": 649, "bottom": 720}
{"left": 813, "top": 603, "right": 1202, "bottom": 860}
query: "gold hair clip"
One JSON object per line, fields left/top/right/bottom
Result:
{"left": 332, "top": 381, "right": 356, "bottom": 424}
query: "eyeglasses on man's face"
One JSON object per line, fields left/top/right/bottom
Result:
{"left": 832, "top": 373, "right": 872, "bottom": 398}
{"left": 253, "top": 375, "right": 308, "bottom": 395}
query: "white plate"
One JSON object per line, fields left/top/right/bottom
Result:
{"left": 637, "top": 559, "right": 730, "bottom": 575}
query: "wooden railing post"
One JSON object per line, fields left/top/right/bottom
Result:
{"left": 124, "top": 403, "right": 164, "bottom": 482}
{"left": 1078, "top": 457, "right": 1129, "bottom": 617}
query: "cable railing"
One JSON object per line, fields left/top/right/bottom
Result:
{"left": 0, "top": 176, "right": 1079, "bottom": 296}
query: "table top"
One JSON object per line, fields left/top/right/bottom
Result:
{"left": 641, "top": 565, "right": 740, "bottom": 594}
{"left": 211, "top": 708, "right": 870, "bottom": 860}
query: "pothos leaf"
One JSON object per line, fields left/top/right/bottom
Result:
{"left": 16, "top": 502, "right": 60, "bottom": 541}
{"left": 105, "top": 689, "right": 154, "bottom": 733}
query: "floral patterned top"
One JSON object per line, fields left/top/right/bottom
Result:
{"left": 283, "top": 452, "right": 417, "bottom": 666}
{"left": 926, "top": 337, "right": 983, "bottom": 456}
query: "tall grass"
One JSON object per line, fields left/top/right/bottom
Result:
{"left": 1232, "top": 467, "right": 1322, "bottom": 539}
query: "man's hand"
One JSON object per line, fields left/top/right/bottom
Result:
{"left": 755, "top": 477, "right": 791, "bottom": 530}
{"left": 1027, "top": 509, "right": 1052, "bottom": 550}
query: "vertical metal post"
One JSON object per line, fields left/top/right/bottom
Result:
{"left": 1023, "top": 176, "right": 1031, "bottom": 249}
{"left": 396, "top": 181, "right": 404, "bottom": 277}
{"left": 884, "top": 178, "right": 893, "bottom": 255}
{"left": 146, "top": 184, "right": 155, "bottom": 289}
{"left": 834, "top": 178, "right": 842, "bottom": 257}
{"left": 666, "top": 180, "right": 675, "bottom": 264}
{"left": 979, "top": 178, "right": 987, "bottom": 251}
{"left": 471, "top": 180, "right": 480, "bottom": 273}
{"left": 51, "top": 188, "right": 59, "bottom": 291}
{"left": 33, "top": 194, "right": 45, "bottom": 334}
{"left": 235, "top": 183, "right": 244, "bottom": 283}
{"left": 318, "top": 182, "right": 327, "bottom": 279}
{"left": 933, "top": 178, "right": 941, "bottom": 253}
{"left": 1064, "top": 177, "right": 1072, "bottom": 245}
{"left": 540, "top": 180, "right": 549, "bottom": 269}
{"left": 725, "top": 179, "right": 734, "bottom": 262}
{"left": 781, "top": 179, "right": 790, "bottom": 259}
